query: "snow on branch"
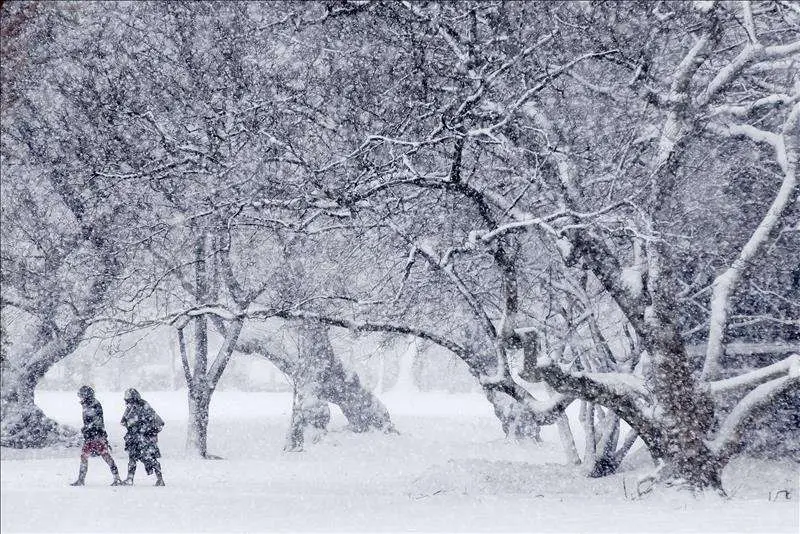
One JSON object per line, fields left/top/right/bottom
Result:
{"left": 467, "top": 49, "right": 619, "bottom": 140}
{"left": 647, "top": 16, "right": 719, "bottom": 202}
{"left": 452, "top": 34, "right": 560, "bottom": 124}
{"left": 251, "top": 307, "right": 469, "bottom": 360}
{"left": 94, "top": 157, "right": 193, "bottom": 181}
{"left": 762, "top": 40, "right": 800, "bottom": 59}
{"left": 700, "top": 45, "right": 761, "bottom": 107}
{"left": 580, "top": 371, "right": 650, "bottom": 399}
{"left": 710, "top": 93, "right": 800, "bottom": 118}
{"left": 391, "top": 245, "right": 418, "bottom": 304}
{"left": 166, "top": 304, "right": 241, "bottom": 330}
{"left": 702, "top": 102, "right": 798, "bottom": 379}
{"left": 520, "top": 392, "right": 576, "bottom": 426}
{"left": 478, "top": 201, "right": 633, "bottom": 244}
{"left": 706, "top": 354, "right": 800, "bottom": 397}
{"left": 708, "top": 369, "right": 800, "bottom": 460}
{"left": 478, "top": 210, "right": 567, "bottom": 242}
{"left": 698, "top": 16, "right": 798, "bottom": 109}
{"left": 535, "top": 359, "right": 659, "bottom": 443}
{"left": 693, "top": 1, "right": 715, "bottom": 13}
{"left": 399, "top": 1, "right": 470, "bottom": 65}
{"left": 235, "top": 337, "right": 296, "bottom": 373}
{"left": 207, "top": 320, "right": 245, "bottom": 386}
{"left": 709, "top": 122, "right": 782, "bottom": 154}
{"left": 742, "top": 1, "right": 758, "bottom": 44}
{"left": 382, "top": 220, "right": 499, "bottom": 341}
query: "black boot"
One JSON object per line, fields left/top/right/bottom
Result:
{"left": 70, "top": 462, "right": 87, "bottom": 486}
{"left": 104, "top": 454, "right": 123, "bottom": 486}
{"left": 110, "top": 465, "right": 123, "bottom": 486}
{"left": 123, "top": 459, "right": 136, "bottom": 485}
{"left": 155, "top": 469, "right": 165, "bottom": 486}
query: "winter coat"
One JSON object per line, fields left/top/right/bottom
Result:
{"left": 121, "top": 399, "right": 164, "bottom": 461}
{"left": 80, "top": 398, "right": 108, "bottom": 441}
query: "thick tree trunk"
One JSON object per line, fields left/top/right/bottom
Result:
{"left": 484, "top": 387, "right": 542, "bottom": 440}
{"left": 186, "top": 384, "right": 211, "bottom": 458}
{"left": 237, "top": 342, "right": 332, "bottom": 452}
{"left": 657, "top": 444, "right": 724, "bottom": 492}
{"left": 1, "top": 366, "right": 80, "bottom": 448}
{"left": 285, "top": 382, "right": 330, "bottom": 452}
{"left": 323, "top": 364, "right": 394, "bottom": 433}
{"left": 237, "top": 324, "right": 396, "bottom": 447}
{"left": 471, "top": 341, "right": 550, "bottom": 440}
{"left": 297, "top": 323, "right": 395, "bottom": 434}
{"left": 646, "top": 283, "right": 724, "bottom": 491}
{"left": 1, "top": 330, "right": 81, "bottom": 448}
{"left": 535, "top": 343, "right": 723, "bottom": 487}
{"left": 561, "top": 227, "right": 727, "bottom": 489}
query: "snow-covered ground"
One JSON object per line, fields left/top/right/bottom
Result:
{"left": 2, "top": 390, "right": 798, "bottom": 532}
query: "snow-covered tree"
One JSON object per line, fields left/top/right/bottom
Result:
{"left": 0, "top": 2, "right": 153, "bottom": 447}
{"left": 266, "top": 1, "right": 799, "bottom": 490}
{"left": 3, "top": 3, "right": 796, "bottom": 495}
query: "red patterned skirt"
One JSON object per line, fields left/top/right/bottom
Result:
{"left": 81, "top": 438, "right": 111, "bottom": 458}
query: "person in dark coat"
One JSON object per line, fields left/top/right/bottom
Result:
{"left": 120, "top": 388, "right": 165, "bottom": 486}
{"left": 71, "top": 385, "right": 123, "bottom": 486}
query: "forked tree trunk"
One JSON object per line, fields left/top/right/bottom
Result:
{"left": 300, "top": 324, "right": 395, "bottom": 434}
{"left": 183, "top": 313, "right": 211, "bottom": 458}
{"left": 466, "top": 332, "right": 546, "bottom": 441}
{"left": 484, "top": 387, "right": 542, "bottom": 440}
{"left": 578, "top": 384, "right": 633, "bottom": 477}
{"left": 236, "top": 324, "right": 396, "bottom": 451}
{"left": 178, "top": 311, "right": 244, "bottom": 459}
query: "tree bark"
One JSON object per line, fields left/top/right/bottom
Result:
{"left": 236, "top": 323, "right": 396, "bottom": 450}
{"left": 1, "top": 364, "right": 80, "bottom": 448}
{"left": 555, "top": 412, "right": 581, "bottom": 465}
{"left": 236, "top": 336, "right": 331, "bottom": 451}
{"left": 483, "top": 387, "right": 541, "bottom": 440}
{"left": 285, "top": 381, "right": 330, "bottom": 452}
{"left": 300, "top": 324, "right": 396, "bottom": 434}
{"left": 645, "top": 264, "right": 723, "bottom": 490}
{"left": 586, "top": 410, "right": 623, "bottom": 478}
{"left": 177, "top": 313, "right": 244, "bottom": 459}
{"left": 186, "top": 384, "right": 211, "bottom": 458}
{"left": 536, "top": 334, "right": 726, "bottom": 491}
{"left": 0, "top": 327, "right": 81, "bottom": 448}
{"left": 184, "top": 313, "right": 210, "bottom": 457}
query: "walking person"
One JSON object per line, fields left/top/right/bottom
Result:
{"left": 120, "top": 388, "right": 165, "bottom": 486}
{"left": 71, "top": 385, "right": 123, "bottom": 486}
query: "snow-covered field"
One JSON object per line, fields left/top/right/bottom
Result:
{"left": 2, "top": 390, "right": 798, "bottom": 533}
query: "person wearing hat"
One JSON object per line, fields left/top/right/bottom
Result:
{"left": 120, "top": 388, "right": 165, "bottom": 486}
{"left": 70, "top": 385, "right": 123, "bottom": 486}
